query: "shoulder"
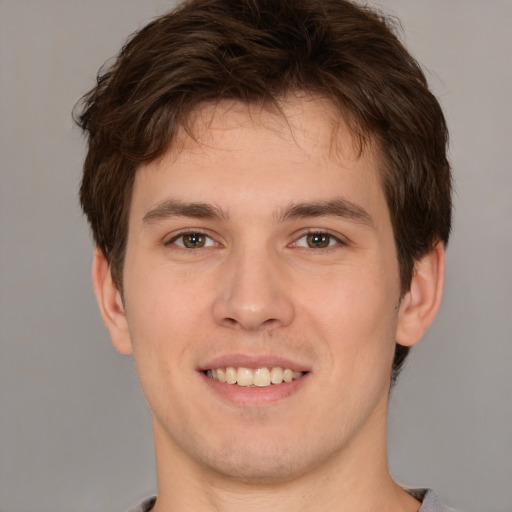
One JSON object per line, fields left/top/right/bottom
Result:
{"left": 409, "top": 489, "right": 461, "bottom": 512}
{"left": 125, "top": 496, "right": 156, "bottom": 512}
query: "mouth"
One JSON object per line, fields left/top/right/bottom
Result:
{"left": 203, "top": 366, "right": 306, "bottom": 387}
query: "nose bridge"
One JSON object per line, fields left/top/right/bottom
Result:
{"left": 213, "top": 238, "right": 294, "bottom": 331}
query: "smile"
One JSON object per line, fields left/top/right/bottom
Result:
{"left": 205, "top": 367, "right": 305, "bottom": 387}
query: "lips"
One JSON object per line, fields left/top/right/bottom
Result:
{"left": 199, "top": 354, "right": 310, "bottom": 404}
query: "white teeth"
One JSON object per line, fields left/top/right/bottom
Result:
{"left": 236, "top": 367, "right": 253, "bottom": 387}
{"left": 226, "top": 367, "right": 237, "bottom": 384}
{"left": 206, "top": 366, "right": 304, "bottom": 387}
{"left": 270, "top": 367, "right": 283, "bottom": 384}
{"left": 253, "top": 367, "right": 271, "bottom": 387}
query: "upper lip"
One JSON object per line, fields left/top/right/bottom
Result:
{"left": 199, "top": 353, "right": 311, "bottom": 373}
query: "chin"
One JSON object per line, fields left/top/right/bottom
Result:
{"left": 204, "top": 449, "right": 308, "bottom": 484}
{"left": 191, "top": 431, "right": 332, "bottom": 485}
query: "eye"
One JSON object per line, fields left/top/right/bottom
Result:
{"left": 294, "top": 231, "right": 343, "bottom": 249}
{"left": 168, "top": 232, "right": 216, "bottom": 249}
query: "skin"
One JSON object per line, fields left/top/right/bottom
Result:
{"left": 93, "top": 95, "right": 445, "bottom": 512}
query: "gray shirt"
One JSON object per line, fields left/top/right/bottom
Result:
{"left": 126, "top": 489, "right": 458, "bottom": 512}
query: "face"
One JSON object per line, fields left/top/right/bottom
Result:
{"left": 114, "top": 97, "right": 407, "bottom": 482}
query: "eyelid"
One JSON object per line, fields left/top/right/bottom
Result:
{"left": 163, "top": 228, "right": 347, "bottom": 249}
{"left": 290, "top": 229, "right": 348, "bottom": 249}
{"left": 164, "top": 228, "right": 220, "bottom": 248}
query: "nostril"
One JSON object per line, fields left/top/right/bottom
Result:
{"left": 223, "top": 317, "right": 239, "bottom": 328}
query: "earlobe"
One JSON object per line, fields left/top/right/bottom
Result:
{"left": 396, "top": 242, "right": 445, "bottom": 347}
{"left": 92, "top": 248, "right": 133, "bottom": 355}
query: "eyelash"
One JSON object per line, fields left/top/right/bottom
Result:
{"left": 165, "top": 230, "right": 219, "bottom": 250}
{"left": 165, "top": 229, "right": 346, "bottom": 252}
{"left": 291, "top": 230, "right": 346, "bottom": 251}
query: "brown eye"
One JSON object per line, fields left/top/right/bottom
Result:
{"left": 292, "top": 231, "right": 343, "bottom": 250}
{"left": 306, "top": 233, "right": 331, "bottom": 248}
{"left": 170, "top": 232, "right": 215, "bottom": 249}
{"left": 182, "top": 233, "right": 206, "bottom": 248}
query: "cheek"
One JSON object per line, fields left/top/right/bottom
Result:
{"left": 125, "top": 256, "right": 211, "bottom": 327}
{"left": 123, "top": 265, "right": 196, "bottom": 369}
{"left": 123, "top": 258, "right": 225, "bottom": 395}
{"left": 305, "top": 267, "right": 400, "bottom": 371}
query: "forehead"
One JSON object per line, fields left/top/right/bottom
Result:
{"left": 167, "top": 94, "right": 376, "bottom": 173}
{"left": 131, "top": 95, "right": 386, "bottom": 221}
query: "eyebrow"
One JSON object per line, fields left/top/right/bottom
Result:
{"left": 276, "top": 198, "right": 375, "bottom": 228}
{"left": 142, "top": 199, "right": 229, "bottom": 224}
{"left": 142, "top": 197, "right": 374, "bottom": 229}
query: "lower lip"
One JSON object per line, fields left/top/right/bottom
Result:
{"left": 201, "top": 372, "right": 308, "bottom": 407}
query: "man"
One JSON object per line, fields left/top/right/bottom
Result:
{"left": 75, "top": 0, "right": 453, "bottom": 511}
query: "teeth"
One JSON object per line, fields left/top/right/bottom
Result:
{"left": 253, "top": 368, "right": 271, "bottom": 387}
{"left": 226, "top": 367, "right": 237, "bottom": 384}
{"left": 206, "top": 366, "right": 304, "bottom": 387}
{"left": 237, "top": 367, "right": 253, "bottom": 387}
{"left": 270, "top": 367, "right": 283, "bottom": 384}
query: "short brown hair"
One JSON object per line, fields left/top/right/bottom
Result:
{"left": 75, "top": 0, "right": 451, "bottom": 380}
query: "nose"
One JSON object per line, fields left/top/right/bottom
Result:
{"left": 212, "top": 245, "right": 295, "bottom": 332}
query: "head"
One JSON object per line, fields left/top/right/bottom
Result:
{"left": 76, "top": 0, "right": 450, "bottom": 381}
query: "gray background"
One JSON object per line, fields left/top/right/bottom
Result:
{"left": 0, "top": 1, "right": 511, "bottom": 511}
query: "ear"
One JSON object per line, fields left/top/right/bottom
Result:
{"left": 396, "top": 242, "right": 445, "bottom": 347}
{"left": 92, "top": 248, "right": 133, "bottom": 355}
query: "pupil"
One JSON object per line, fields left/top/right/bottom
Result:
{"left": 184, "top": 233, "right": 204, "bottom": 248}
{"left": 307, "top": 233, "right": 329, "bottom": 248}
